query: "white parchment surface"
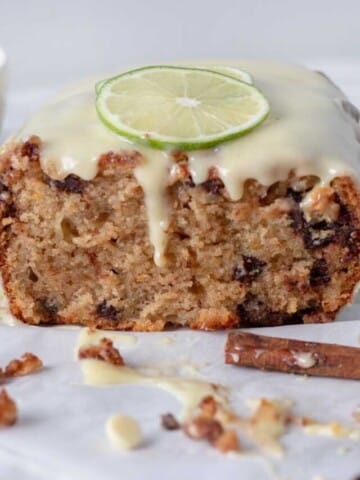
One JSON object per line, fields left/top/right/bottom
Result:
{"left": 0, "top": 303, "right": 359, "bottom": 480}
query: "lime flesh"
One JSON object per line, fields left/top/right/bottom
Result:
{"left": 95, "top": 65, "right": 253, "bottom": 94}
{"left": 96, "top": 65, "right": 269, "bottom": 150}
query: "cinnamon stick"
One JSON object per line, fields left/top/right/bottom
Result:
{"left": 225, "top": 332, "right": 360, "bottom": 380}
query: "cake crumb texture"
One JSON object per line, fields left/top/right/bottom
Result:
{"left": 0, "top": 137, "right": 360, "bottom": 331}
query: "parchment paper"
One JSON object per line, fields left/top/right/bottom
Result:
{"left": 0, "top": 304, "right": 359, "bottom": 480}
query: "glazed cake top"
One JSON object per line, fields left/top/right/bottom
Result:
{"left": 15, "top": 61, "right": 360, "bottom": 265}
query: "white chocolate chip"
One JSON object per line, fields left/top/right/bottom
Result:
{"left": 105, "top": 414, "right": 142, "bottom": 450}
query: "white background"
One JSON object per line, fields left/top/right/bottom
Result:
{"left": 1, "top": 0, "right": 360, "bottom": 91}
{"left": 1, "top": 0, "right": 360, "bottom": 138}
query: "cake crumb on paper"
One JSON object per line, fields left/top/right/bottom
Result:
{"left": 0, "top": 388, "right": 17, "bottom": 427}
{"left": 5, "top": 352, "right": 43, "bottom": 378}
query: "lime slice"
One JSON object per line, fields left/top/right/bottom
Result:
{"left": 95, "top": 79, "right": 106, "bottom": 95}
{"left": 96, "top": 66, "right": 252, "bottom": 94}
{"left": 208, "top": 66, "right": 253, "bottom": 84}
{"left": 96, "top": 66, "right": 269, "bottom": 150}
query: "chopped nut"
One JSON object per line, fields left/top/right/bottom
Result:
{"left": 78, "top": 337, "right": 125, "bottom": 366}
{"left": 172, "top": 150, "right": 189, "bottom": 164}
{"left": 353, "top": 409, "right": 360, "bottom": 423}
{"left": 0, "top": 388, "right": 17, "bottom": 427}
{"left": 295, "top": 416, "right": 316, "bottom": 427}
{"left": 161, "top": 413, "right": 180, "bottom": 431}
{"left": 183, "top": 416, "right": 223, "bottom": 443}
{"left": 250, "top": 398, "right": 291, "bottom": 438}
{"left": 302, "top": 185, "right": 339, "bottom": 222}
{"left": 5, "top": 353, "right": 43, "bottom": 378}
{"left": 199, "top": 395, "right": 217, "bottom": 418}
{"left": 214, "top": 430, "right": 240, "bottom": 453}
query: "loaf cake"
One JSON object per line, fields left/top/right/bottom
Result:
{"left": 0, "top": 61, "right": 360, "bottom": 331}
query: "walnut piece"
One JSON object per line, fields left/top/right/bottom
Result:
{"left": 78, "top": 338, "right": 125, "bottom": 366}
{"left": 198, "top": 395, "right": 217, "bottom": 418}
{"left": 214, "top": 430, "right": 240, "bottom": 453}
{"left": 5, "top": 353, "right": 43, "bottom": 378}
{"left": 183, "top": 416, "right": 224, "bottom": 443}
{"left": 352, "top": 409, "right": 360, "bottom": 424}
{"left": 0, "top": 388, "right": 17, "bottom": 427}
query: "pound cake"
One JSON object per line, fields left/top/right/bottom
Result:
{"left": 0, "top": 61, "right": 360, "bottom": 331}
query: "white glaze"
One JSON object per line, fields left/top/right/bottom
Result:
{"left": 303, "top": 422, "right": 360, "bottom": 440}
{"left": 81, "top": 359, "right": 227, "bottom": 421}
{"left": 76, "top": 327, "right": 137, "bottom": 354}
{"left": 16, "top": 61, "right": 360, "bottom": 266}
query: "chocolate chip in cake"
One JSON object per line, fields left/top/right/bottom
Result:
{"left": 185, "top": 176, "right": 195, "bottom": 188}
{"left": 176, "top": 231, "right": 191, "bottom": 241}
{"left": 201, "top": 178, "right": 224, "bottom": 195}
{"left": 27, "top": 267, "right": 39, "bottom": 282}
{"left": 310, "top": 220, "right": 335, "bottom": 231}
{"left": 20, "top": 137, "right": 40, "bottom": 162}
{"left": 236, "top": 293, "right": 319, "bottom": 327}
{"left": 286, "top": 187, "right": 303, "bottom": 203}
{"left": 161, "top": 413, "right": 180, "bottom": 431}
{"left": 4, "top": 203, "right": 17, "bottom": 219}
{"left": 0, "top": 181, "right": 9, "bottom": 195}
{"left": 290, "top": 208, "right": 336, "bottom": 250}
{"left": 290, "top": 208, "right": 305, "bottom": 232}
{"left": 233, "top": 255, "right": 267, "bottom": 283}
{"left": 37, "top": 297, "right": 59, "bottom": 322}
{"left": 303, "top": 230, "right": 336, "bottom": 249}
{"left": 309, "top": 258, "right": 331, "bottom": 287}
{"left": 236, "top": 293, "right": 268, "bottom": 326}
{"left": 51, "top": 174, "right": 88, "bottom": 194}
{"left": 96, "top": 300, "right": 120, "bottom": 321}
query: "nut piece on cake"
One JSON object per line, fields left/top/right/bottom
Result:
{"left": 1, "top": 62, "right": 360, "bottom": 331}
